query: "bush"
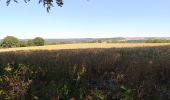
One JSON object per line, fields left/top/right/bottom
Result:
{"left": 32, "top": 37, "right": 45, "bottom": 46}
{"left": 1, "top": 36, "right": 20, "bottom": 48}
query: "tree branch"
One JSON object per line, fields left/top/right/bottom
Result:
{"left": 5, "top": 0, "right": 64, "bottom": 12}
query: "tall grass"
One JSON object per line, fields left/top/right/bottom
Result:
{"left": 0, "top": 45, "right": 169, "bottom": 99}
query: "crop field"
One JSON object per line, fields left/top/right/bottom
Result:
{"left": 0, "top": 43, "right": 169, "bottom": 99}
{"left": 0, "top": 43, "right": 170, "bottom": 52}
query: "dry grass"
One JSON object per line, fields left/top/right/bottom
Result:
{"left": 0, "top": 43, "right": 170, "bottom": 52}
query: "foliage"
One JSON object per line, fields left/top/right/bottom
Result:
{"left": 0, "top": 36, "right": 45, "bottom": 48}
{"left": 120, "top": 86, "right": 134, "bottom": 100}
{"left": 1, "top": 36, "right": 20, "bottom": 48}
{"left": 32, "top": 37, "right": 45, "bottom": 46}
{"left": 46, "top": 42, "right": 58, "bottom": 45}
{"left": 19, "top": 40, "right": 28, "bottom": 47}
{"left": 0, "top": 64, "right": 87, "bottom": 99}
{"left": 22, "top": 37, "right": 45, "bottom": 47}
{"left": 27, "top": 40, "right": 35, "bottom": 46}
{"left": 46, "top": 42, "right": 68, "bottom": 45}
{"left": 0, "top": 64, "right": 32, "bottom": 100}
{"left": 6, "top": 0, "right": 63, "bottom": 12}
{"left": 91, "top": 88, "right": 105, "bottom": 100}
{"left": 146, "top": 39, "right": 170, "bottom": 43}
{"left": 57, "top": 65, "right": 86, "bottom": 100}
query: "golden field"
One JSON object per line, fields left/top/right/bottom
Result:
{"left": 0, "top": 43, "right": 170, "bottom": 52}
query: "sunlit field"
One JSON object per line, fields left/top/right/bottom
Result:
{"left": 0, "top": 43, "right": 170, "bottom": 52}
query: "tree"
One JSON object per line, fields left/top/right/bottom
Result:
{"left": 1, "top": 36, "right": 20, "bottom": 48}
{"left": 27, "top": 40, "right": 34, "bottom": 46}
{"left": 32, "top": 37, "right": 45, "bottom": 46}
{"left": 6, "top": 0, "right": 64, "bottom": 12}
{"left": 19, "top": 40, "right": 27, "bottom": 47}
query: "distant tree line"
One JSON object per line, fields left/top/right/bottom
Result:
{"left": 0, "top": 36, "right": 45, "bottom": 48}
{"left": 145, "top": 39, "right": 170, "bottom": 43}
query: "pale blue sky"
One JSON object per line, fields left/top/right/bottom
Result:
{"left": 0, "top": 0, "right": 170, "bottom": 39}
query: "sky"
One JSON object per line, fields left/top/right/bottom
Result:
{"left": 0, "top": 0, "right": 170, "bottom": 39}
